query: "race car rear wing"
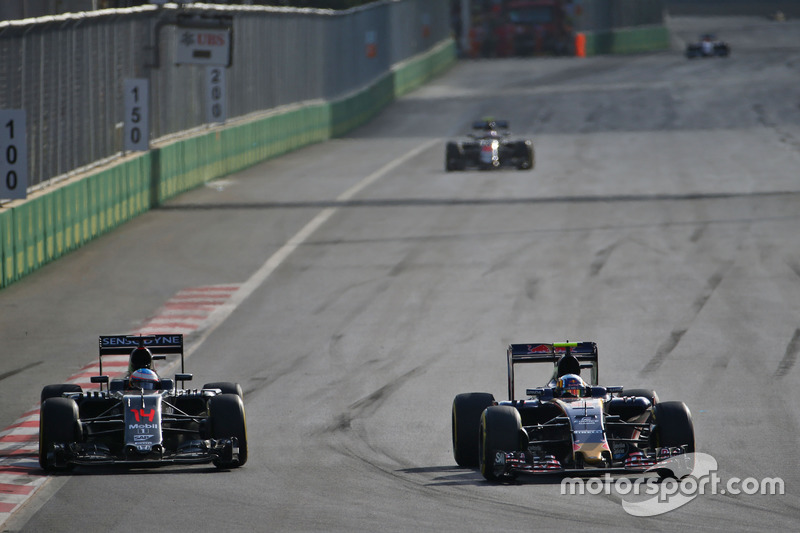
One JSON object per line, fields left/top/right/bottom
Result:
{"left": 472, "top": 119, "right": 509, "bottom": 130}
{"left": 507, "top": 342, "right": 598, "bottom": 400}
{"left": 93, "top": 334, "right": 189, "bottom": 390}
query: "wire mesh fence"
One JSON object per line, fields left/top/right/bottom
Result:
{"left": 0, "top": 0, "right": 451, "bottom": 194}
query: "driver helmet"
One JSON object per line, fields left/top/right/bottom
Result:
{"left": 128, "top": 368, "right": 160, "bottom": 390}
{"left": 556, "top": 374, "right": 586, "bottom": 398}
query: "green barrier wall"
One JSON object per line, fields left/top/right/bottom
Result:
{"left": 0, "top": 40, "right": 457, "bottom": 289}
{"left": 584, "top": 25, "right": 670, "bottom": 55}
{"left": 1, "top": 209, "right": 10, "bottom": 286}
{"left": 331, "top": 75, "right": 394, "bottom": 139}
{"left": 393, "top": 40, "right": 456, "bottom": 97}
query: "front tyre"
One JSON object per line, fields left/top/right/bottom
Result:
{"left": 39, "top": 397, "right": 79, "bottom": 471}
{"left": 209, "top": 393, "right": 248, "bottom": 468}
{"left": 446, "top": 143, "right": 464, "bottom": 171}
{"left": 515, "top": 141, "right": 534, "bottom": 170}
{"left": 452, "top": 392, "right": 495, "bottom": 467}
{"left": 479, "top": 406, "right": 522, "bottom": 481}
{"left": 652, "top": 401, "right": 695, "bottom": 478}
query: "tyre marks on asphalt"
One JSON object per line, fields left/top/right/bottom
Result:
{"left": 0, "top": 283, "right": 239, "bottom": 528}
{"left": 788, "top": 260, "right": 800, "bottom": 281}
{"left": 774, "top": 328, "right": 800, "bottom": 378}
{"left": 0, "top": 362, "right": 43, "bottom": 383}
{"left": 640, "top": 265, "right": 730, "bottom": 375}
{"left": 690, "top": 223, "right": 707, "bottom": 244}
{"left": 589, "top": 241, "right": 619, "bottom": 277}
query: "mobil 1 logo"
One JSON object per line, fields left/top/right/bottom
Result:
{"left": 207, "top": 66, "right": 226, "bottom": 124}
{"left": 124, "top": 78, "right": 149, "bottom": 152}
{"left": 0, "top": 110, "right": 28, "bottom": 200}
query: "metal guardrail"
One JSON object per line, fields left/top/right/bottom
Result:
{"left": 0, "top": 0, "right": 451, "bottom": 196}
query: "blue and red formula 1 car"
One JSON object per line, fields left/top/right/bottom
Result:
{"left": 452, "top": 342, "right": 695, "bottom": 481}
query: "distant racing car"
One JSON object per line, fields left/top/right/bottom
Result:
{"left": 38, "top": 334, "right": 247, "bottom": 471}
{"left": 451, "top": 342, "right": 695, "bottom": 481}
{"left": 446, "top": 120, "right": 534, "bottom": 171}
{"left": 686, "top": 34, "right": 730, "bottom": 58}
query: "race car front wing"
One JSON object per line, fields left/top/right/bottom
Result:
{"left": 45, "top": 437, "right": 241, "bottom": 468}
{"left": 490, "top": 446, "right": 691, "bottom": 478}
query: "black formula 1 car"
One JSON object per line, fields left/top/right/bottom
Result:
{"left": 38, "top": 334, "right": 247, "bottom": 471}
{"left": 686, "top": 34, "right": 730, "bottom": 58}
{"left": 445, "top": 120, "right": 534, "bottom": 171}
{"left": 451, "top": 342, "right": 695, "bottom": 481}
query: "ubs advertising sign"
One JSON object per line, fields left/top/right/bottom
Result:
{"left": 176, "top": 28, "right": 231, "bottom": 66}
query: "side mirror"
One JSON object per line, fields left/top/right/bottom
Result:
{"left": 91, "top": 375, "right": 109, "bottom": 391}
{"left": 175, "top": 373, "right": 193, "bottom": 382}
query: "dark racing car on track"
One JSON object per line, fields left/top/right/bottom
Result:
{"left": 686, "top": 34, "right": 730, "bottom": 58}
{"left": 38, "top": 334, "right": 247, "bottom": 471}
{"left": 445, "top": 120, "right": 534, "bottom": 171}
{"left": 451, "top": 342, "right": 695, "bottom": 481}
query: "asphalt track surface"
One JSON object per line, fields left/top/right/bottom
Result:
{"left": 2, "top": 15, "right": 800, "bottom": 532}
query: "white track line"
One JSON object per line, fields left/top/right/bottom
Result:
{"left": 187, "top": 138, "right": 438, "bottom": 356}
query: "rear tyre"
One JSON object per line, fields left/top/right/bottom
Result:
{"left": 209, "top": 393, "right": 248, "bottom": 468}
{"left": 40, "top": 384, "right": 83, "bottom": 404}
{"left": 452, "top": 392, "right": 495, "bottom": 467}
{"left": 479, "top": 406, "right": 522, "bottom": 481}
{"left": 203, "top": 381, "right": 244, "bottom": 399}
{"left": 39, "top": 397, "right": 79, "bottom": 471}
{"left": 623, "top": 388, "right": 659, "bottom": 407}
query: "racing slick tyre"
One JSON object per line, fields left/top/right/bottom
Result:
{"left": 39, "top": 397, "right": 79, "bottom": 471}
{"left": 40, "top": 383, "right": 83, "bottom": 404}
{"left": 514, "top": 141, "right": 534, "bottom": 170}
{"left": 203, "top": 381, "right": 244, "bottom": 399}
{"left": 452, "top": 392, "right": 495, "bottom": 467}
{"left": 479, "top": 406, "right": 522, "bottom": 481}
{"left": 209, "top": 393, "right": 248, "bottom": 468}
{"left": 445, "top": 143, "right": 464, "bottom": 171}
{"left": 652, "top": 401, "right": 695, "bottom": 478}
{"left": 623, "top": 388, "right": 659, "bottom": 407}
